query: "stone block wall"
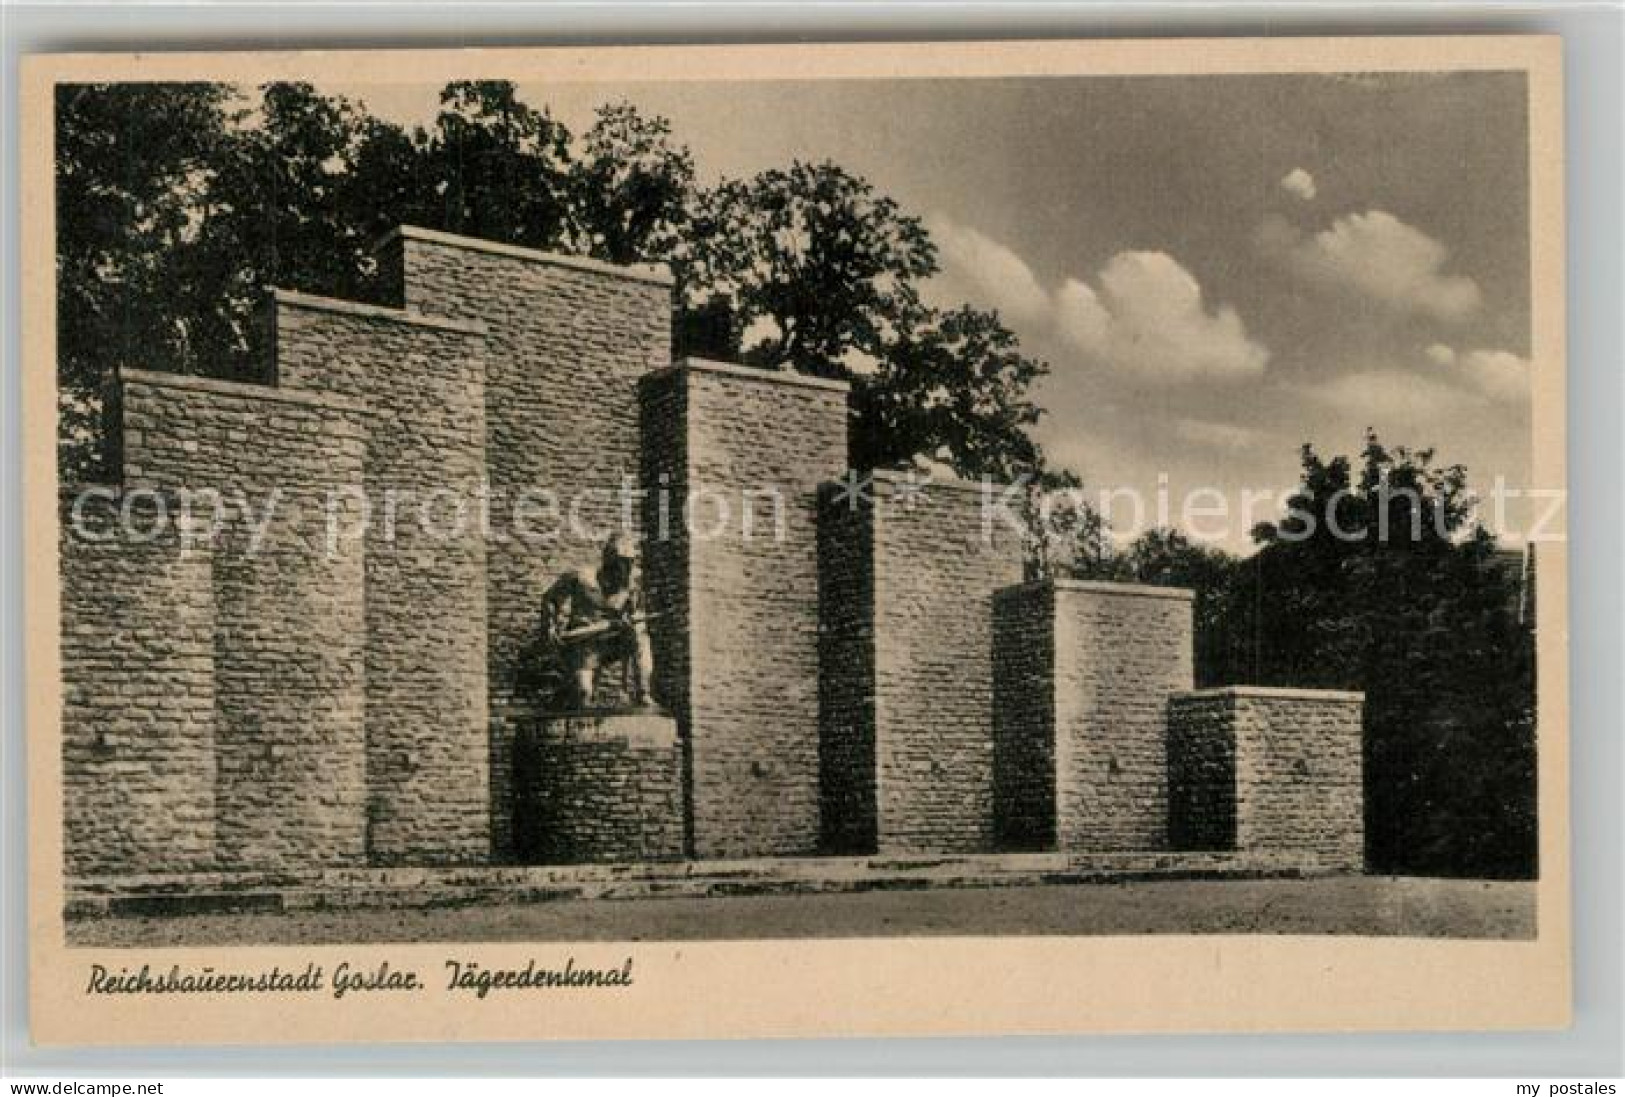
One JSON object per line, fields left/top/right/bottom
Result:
{"left": 372, "top": 226, "right": 672, "bottom": 861}
{"left": 1051, "top": 581, "right": 1193, "bottom": 851}
{"left": 815, "top": 484, "right": 876, "bottom": 853}
{"left": 819, "top": 473, "right": 1026, "bottom": 854}
{"left": 273, "top": 290, "right": 492, "bottom": 865}
{"left": 1168, "top": 687, "right": 1365, "bottom": 870}
{"left": 640, "top": 359, "right": 850, "bottom": 858}
{"left": 991, "top": 582, "right": 1055, "bottom": 850}
{"left": 59, "top": 491, "right": 217, "bottom": 875}
{"left": 511, "top": 713, "right": 684, "bottom": 864}
{"left": 990, "top": 580, "right": 1194, "bottom": 852}
{"left": 117, "top": 369, "right": 372, "bottom": 869}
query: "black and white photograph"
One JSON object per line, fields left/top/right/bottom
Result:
{"left": 20, "top": 37, "right": 1570, "bottom": 1044}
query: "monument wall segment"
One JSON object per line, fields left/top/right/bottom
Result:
{"left": 1168, "top": 687, "right": 1365, "bottom": 871}
{"left": 371, "top": 226, "right": 673, "bottom": 860}
{"left": 117, "top": 369, "right": 373, "bottom": 869}
{"left": 60, "top": 491, "right": 218, "bottom": 876}
{"left": 272, "top": 291, "right": 492, "bottom": 865}
{"left": 640, "top": 358, "right": 850, "bottom": 858}
{"left": 819, "top": 473, "right": 1027, "bottom": 854}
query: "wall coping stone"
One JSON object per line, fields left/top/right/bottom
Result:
{"left": 999, "top": 578, "right": 1196, "bottom": 602}
{"left": 379, "top": 224, "right": 676, "bottom": 288}
{"left": 121, "top": 367, "right": 372, "bottom": 417}
{"left": 1172, "top": 686, "right": 1366, "bottom": 703}
{"left": 272, "top": 288, "right": 488, "bottom": 336}
{"left": 648, "top": 356, "right": 852, "bottom": 394}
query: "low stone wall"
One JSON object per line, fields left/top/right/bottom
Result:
{"left": 1168, "top": 687, "right": 1365, "bottom": 871}
{"left": 511, "top": 712, "right": 684, "bottom": 865}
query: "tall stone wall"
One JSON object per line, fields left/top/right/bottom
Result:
{"left": 990, "top": 582, "right": 1056, "bottom": 851}
{"left": 117, "top": 369, "right": 372, "bottom": 869}
{"left": 1164, "top": 691, "right": 1236, "bottom": 850}
{"left": 641, "top": 358, "right": 850, "bottom": 858}
{"left": 819, "top": 474, "right": 1026, "bottom": 854}
{"left": 59, "top": 491, "right": 217, "bottom": 875}
{"left": 272, "top": 290, "right": 492, "bottom": 864}
{"left": 1168, "top": 687, "right": 1365, "bottom": 870}
{"left": 373, "top": 226, "right": 672, "bottom": 861}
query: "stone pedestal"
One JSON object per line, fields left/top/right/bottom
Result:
{"left": 512, "top": 711, "right": 684, "bottom": 865}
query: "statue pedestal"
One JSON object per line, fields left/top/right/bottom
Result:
{"left": 512, "top": 710, "right": 684, "bottom": 865}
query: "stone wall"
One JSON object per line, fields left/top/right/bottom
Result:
{"left": 991, "top": 581, "right": 1055, "bottom": 851}
{"left": 118, "top": 369, "right": 372, "bottom": 868}
{"left": 59, "top": 491, "right": 217, "bottom": 875}
{"left": 820, "top": 473, "right": 1026, "bottom": 854}
{"left": 1168, "top": 687, "right": 1365, "bottom": 870}
{"left": 373, "top": 226, "right": 673, "bottom": 861}
{"left": 1164, "top": 691, "right": 1236, "bottom": 850}
{"left": 273, "top": 290, "right": 492, "bottom": 865}
{"left": 990, "top": 580, "right": 1194, "bottom": 852}
{"left": 1051, "top": 581, "right": 1193, "bottom": 851}
{"left": 512, "top": 714, "right": 684, "bottom": 865}
{"left": 815, "top": 484, "right": 876, "bottom": 853}
{"left": 641, "top": 358, "right": 850, "bottom": 858}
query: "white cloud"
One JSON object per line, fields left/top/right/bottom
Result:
{"left": 925, "top": 216, "right": 1051, "bottom": 325}
{"left": 1280, "top": 168, "right": 1317, "bottom": 201}
{"left": 927, "top": 216, "right": 1268, "bottom": 384}
{"left": 1056, "top": 251, "right": 1270, "bottom": 383}
{"left": 1260, "top": 210, "right": 1482, "bottom": 321}
{"left": 1427, "top": 343, "right": 1530, "bottom": 403}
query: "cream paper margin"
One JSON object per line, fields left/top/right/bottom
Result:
{"left": 20, "top": 36, "right": 1570, "bottom": 1045}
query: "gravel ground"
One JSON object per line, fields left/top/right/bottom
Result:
{"left": 67, "top": 875, "right": 1535, "bottom": 947}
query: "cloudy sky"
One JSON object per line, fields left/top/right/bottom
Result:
{"left": 336, "top": 73, "right": 1532, "bottom": 551}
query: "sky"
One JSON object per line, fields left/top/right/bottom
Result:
{"left": 328, "top": 73, "right": 1533, "bottom": 552}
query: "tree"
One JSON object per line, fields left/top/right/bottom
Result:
{"left": 849, "top": 304, "right": 1047, "bottom": 480}
{"left": 54, "top": 82, "right": 237, "bottom": 478}
{"left": 424, "top": 81, "right": 573, "bottom": 249}
{"left": 1227, "top": 433, "right": 1536, "bottom": 877}
{"left": 685, "top": 160, "right": 937, "bottom": 380}
{"left": 567, "top": 100, "right": 695, "bottom": 266}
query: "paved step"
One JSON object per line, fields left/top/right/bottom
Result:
{"left": 65, "top": 850, "right": 1333, "bottom": 919}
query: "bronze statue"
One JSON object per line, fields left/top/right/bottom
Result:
{"left": 537, "top": 533, "right": 657, "bottom": 710}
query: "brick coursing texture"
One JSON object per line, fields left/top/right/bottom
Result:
{"left": 815, "top": 484, "right": 876, "bottom": 853}
{"left": 511, "top": 713, "right": 684, "bottom": 864}
{"left": 373, "top": 228, "right": 672, "bottom": 862}
{"left": 117, "top": 369, "right": 372, "bottom": 868}
{"left": 59, "top": 490, "right": 218, "bottom": 874}
{"left": 641, "top": 359, "right": 850, "bottom": 858}
{"left": 273, "top": 293, "right": 492, "bottom": 865}
{"left": 991, "top": 580, "right": 1195, "bottom": 852}
{"left": 1168, "top": 688, "right": 1365, "bottom": 870}
{"left": 1164, "top": 692, "right": 1236, "bottom": 850}
{"left": 821, "top": 474, "right": 1027, "bottom": 854}
{"left": 991, "top": 582, "right": 1056, "bottom": 850}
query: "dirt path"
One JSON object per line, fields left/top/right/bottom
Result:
{"left": 67, "top": 875, "right": 1535, "bottom": 947}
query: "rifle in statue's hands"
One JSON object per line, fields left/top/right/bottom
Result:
{"left": 552, "top": 611, "right": 664, "bottom": 647}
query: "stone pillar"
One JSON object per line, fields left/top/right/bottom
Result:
{"left": 273, "top": 290, "right": 492, "bottom": 865}
{"left": 819, "top": 473, "right": 1027, "bottom": 854}
{"left": 1168, "top": 687, "right": 1365, "bottom": 871}
{"left": 640, "top": 358, "right": 850, "bottom": 859}
{"left": 511, "top": 713, "right": 684, "bottom": 865}
{"left": 992, "top": 579, "right": 1194, "bottom": 852}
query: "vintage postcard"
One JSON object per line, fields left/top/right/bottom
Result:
{"left": 21, "top": 37, "right": 1568, "bottom": 1045}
